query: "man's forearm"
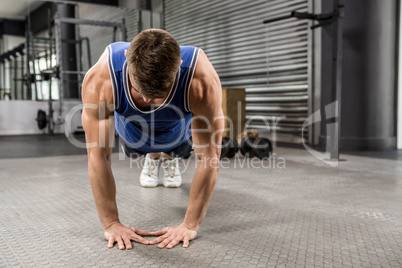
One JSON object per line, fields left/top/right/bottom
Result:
{"left": 88, "top": 155, "right": 120, "bottom": 229}
{"left": 183, "top": 162, "right": 219, "bottom": 230}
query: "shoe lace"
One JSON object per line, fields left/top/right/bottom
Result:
{"left": 164, "top": 159, "right": 177, "bottom": 178}
{"left": 148, "top": 159, "right": 159, "bottom": 177}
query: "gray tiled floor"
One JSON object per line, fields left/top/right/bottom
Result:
{"left": 0, "top": 147, "right": 402, "bottom": 267}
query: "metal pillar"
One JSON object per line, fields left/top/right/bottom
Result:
{"left": 55, "top": 13, "right": 63, "bottom": 127}
{"left": 48, "top": 10, "right": 54, "bottom": 135}
{"left": 60, "top": 4, "right": 79, "bottom": 99}
{"left": 328, "top": 0, "right": 344, "bottom": 160}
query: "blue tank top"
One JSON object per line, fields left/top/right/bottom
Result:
{"left": 107, "top": 42, "right": 200, "bottom": 153}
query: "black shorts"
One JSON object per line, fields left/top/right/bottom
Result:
{"left": 119, "top": 136, "right": 193, "bottom": 159}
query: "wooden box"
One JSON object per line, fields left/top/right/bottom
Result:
{"left": 221, "top": 88, "right": 246, "bottom": 138}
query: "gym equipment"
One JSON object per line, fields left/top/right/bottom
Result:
{"left": 30, "top": 10, "right": 126, "bottom": 135}
{"left": 220, "top": 136, "right": 238, "bottom": 159}
{"left": 54, "top": 15, "right": 126, "bottom": 103}
{"left": 240, "top": 137, "right": 273, "bottom": 159}
{"left": 240, "top": 136, "right": 256, "bottom": 158}
{"left": 252, "top": 137, "right": 272, "bottom": 159}
{"left": 36, "top": 110, "right": 47, "bottom": 130}
{"left": 263, "top": 0, "right": 344, "bottom": 161}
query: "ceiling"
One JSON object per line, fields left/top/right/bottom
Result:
{"left": 0, "top": 0, "right": 142, "bottom": 21}
{"left": 0, "top": 0, "right": 45, "bottom": 20}
{"left": 0, "top": 0, "right": 128, "bottom": 38}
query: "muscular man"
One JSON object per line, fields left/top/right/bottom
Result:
{"left": 81, "top": 29, "right": 223, "bottom": 249}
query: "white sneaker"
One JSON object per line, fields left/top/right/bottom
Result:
{"left": 140, "top": 154, "right": 160, "bottom": 187}
{"left": 162, "top": 158, "right": 182, "bottom": 188}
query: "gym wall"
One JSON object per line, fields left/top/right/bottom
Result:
{"left": 164, "top": 0, "right": 313, "bottom": 144}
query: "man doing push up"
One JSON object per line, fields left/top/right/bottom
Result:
{"left": 81, "top": 29, "right": 223, "bottom": 249}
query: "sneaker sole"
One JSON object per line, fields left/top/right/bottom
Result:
{"left": 140, "top": 183, "right": 158, "bottom": 188}
{"left": 163, "top": 183, "right": 181, "bottom": 188}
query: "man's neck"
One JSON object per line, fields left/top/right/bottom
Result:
{"left": 129, "top": 87, "right": 166, "bottom": 110}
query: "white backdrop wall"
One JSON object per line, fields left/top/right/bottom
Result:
{"left": 0, "top": 100, "right": 82, "bottom": 135}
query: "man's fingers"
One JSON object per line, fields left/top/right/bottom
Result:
{"left": 132, "top": 227, "right": 153, "bottom": 236}
{"left": 108, "top": 237, "right": 115, "bottom": 248}
{"left": 116, "top": 238, "right": 125, "bottom": 250}
{"left": 104, "top": 226, "right": 195, "bottom": 249}
{"left": 182, "top": 237, "right": 190, "bottom": 248}
{"left": 166, "top": 238, "right": 181, "bottom": 249}
{"left": 158, "top": 236, "right": 174, "bottom": 249}
{"left": 149, "top": 234, "right": 169, "bottom": 245}
{"left": 122, "top": 236, "right": 132, "bottom": 250}
{"left": 130, "top": 234, "right": 150, "bottom": 245}
{"left": 149, "top": 228, "right": 168, "bottom": 236}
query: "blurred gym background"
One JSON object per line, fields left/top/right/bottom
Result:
{"left": 1, "top": 0, "right": 400, "bottom": 157}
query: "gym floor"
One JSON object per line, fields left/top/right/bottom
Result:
{"left": 0, "top": 135, "right": 402, "bottom": 267}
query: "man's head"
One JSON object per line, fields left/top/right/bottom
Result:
{"left": 126, "top": 29, "right": 181, "bottom": 100}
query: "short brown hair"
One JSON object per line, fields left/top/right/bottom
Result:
{"left": 126, "top": 29, "right": 181, "bottom": 99}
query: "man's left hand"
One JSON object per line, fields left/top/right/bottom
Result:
{"left": 149, "top": 223, "right": 197, "bottom": 249}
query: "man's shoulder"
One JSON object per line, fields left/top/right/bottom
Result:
{"left": 82, "top": 50, "right": 113, "bottom": 106}
{"left": 189, "top": 50, "right": 221, "bottom": 114}
{"left": 109, "top": 42, "right": 131, "bottom": 53}
{"left": 105, "top": 42, "right": 129, "bottom": 75}
{"left": 179, "top": 46, "right": 200, "bottom": 69}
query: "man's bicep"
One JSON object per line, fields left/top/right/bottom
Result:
{"left": 81, "top": 63, "right": 115, "bottom": 155}
{"left": 191, "top": 104, "right": 224, "bottom": 157}
{"left": 82, "top": 107, "right": 99, "bottom": 144}
{"left": 82, "top": 108, "right": 115, "bottom": 156}
{"left": 82, "top": 82, "right": 115, "bottom": 164}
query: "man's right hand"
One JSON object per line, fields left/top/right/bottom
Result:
{"left": 104, "top": 222, "right": 152, "bottom": 250}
